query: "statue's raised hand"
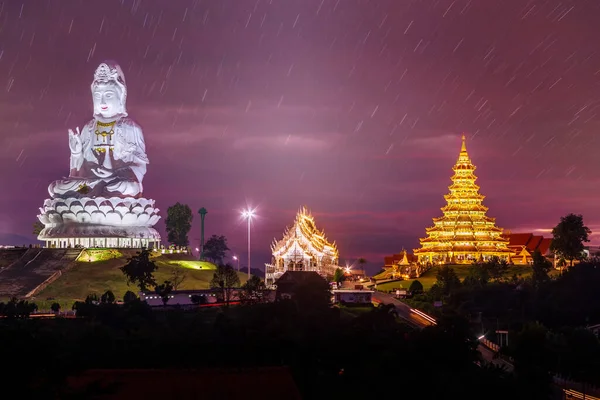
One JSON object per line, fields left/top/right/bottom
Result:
{"left": 68, "top": 127, "right": 82, "bottom": 154}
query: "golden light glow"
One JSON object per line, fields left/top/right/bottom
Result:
{"left": 265, "top": 206, "right": 339, "bottom": 286}
{"left": 414, "top": 135, "right": 514, "bottom": 264}
{"left": 271, "top": 206, "right": 338, "bottom": 261}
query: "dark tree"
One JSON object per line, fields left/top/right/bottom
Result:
{"left": 155, "top": 281, "right": 174, "bottom": 306}
{"left": 464, "top": 264, "right": 489, "bottom": 287}
{"left": 191, "top": 294, "right": 207, "bottom": 305}
{"left": 210, "top": 264, "right": 240, "bottom": 305}
{"left": 484, "top": 256, "right": 510, "bottom": 281}
{"left": 436, "top": 265, "right": 461, "bottom": 295}
{"left": 333, "top": 268, "right": 345, "bottom": 285}
{"left": 170, "top": 268, "right": 186, "bottom": 290}
{"left": 33, "top": 221, "right": 44, "bottom": 236}
{"left": 119, "top": 248, "right": 158, "bottom": 292}
{"left": 239, "top": 275, "right": 267, "bottom": 305}
{"left": 50, "top": 302, "right": 61, "bottom": 313}
{"left": 203, "top": 235, "right": 230, "bottom": 263}
{"left": 357, "top": 257, "right": 367, "bottom": 268}
{"left": 551, "top": 213, "right": 591, "bottom": 267}
{"left": 123, "top": 290, "right": 138, "bottom": 303}
{"left": 531, "top": 251, "right": 552, "bottom": 288}
{"left": 165, "top": 203, "right": 193, "bottom": 247}
{"left": 507, "top": 322, "right": 554, "bottom": 398}
{"left": 408, "top": 280, "right": 424, "bottom": 294}
{"left": 1, "top": 297, "right": 38, "bottom": 318}
{"left": 100, "top": 290, "right": 116, "bottom": 304}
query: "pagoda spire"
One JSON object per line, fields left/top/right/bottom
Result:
{"left": 456, "top": 134, "right": 472, "bottom": 166}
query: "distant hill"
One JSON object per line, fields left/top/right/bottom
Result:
{"left": 0, "top": 233, "right": 35, "bottom": 247}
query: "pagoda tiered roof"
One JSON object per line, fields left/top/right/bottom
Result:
{"left": 414, "top": 135, "right": 514, "bottom": 262}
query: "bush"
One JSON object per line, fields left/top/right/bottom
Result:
{"left": 409, "top": 280, "right": 424, "bottom": 294}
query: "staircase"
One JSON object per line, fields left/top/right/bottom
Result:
{"left": 0, "top": 248, "right": 82, "bottom": 298}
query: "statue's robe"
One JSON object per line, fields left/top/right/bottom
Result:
{"left": 49, "top": 117, "right": 149, "bottom": 199}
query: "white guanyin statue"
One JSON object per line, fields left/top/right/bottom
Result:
{"left": 37, "top": 61, "right": 161, "bottom": 249}
{"left": 48, "top": 62, "right": 148, "bottom": 199}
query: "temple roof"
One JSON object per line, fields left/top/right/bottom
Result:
{"left": 506, "top": 233, "right": 553, "bottom": 256}
{"left": 271, "top": 206, "right": 338, "bottom": 260}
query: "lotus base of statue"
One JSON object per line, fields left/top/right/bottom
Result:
{"left": 37, "top": 197, "right": 161, "bottom": 249}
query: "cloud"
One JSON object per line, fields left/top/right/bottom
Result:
{"left": 232, "top": 134, "right": 337, "bottom": 151}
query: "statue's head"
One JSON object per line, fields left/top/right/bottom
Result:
{"left": 91, "top": 61, "right": 128, "bottom": 119}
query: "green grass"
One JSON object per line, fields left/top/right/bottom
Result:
{"left": 374, "top": 264, "right": 535, "bottom": 293}
{"left": 33, "top": 251, "right": 245, "bottom": 310}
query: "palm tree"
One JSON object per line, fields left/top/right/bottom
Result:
{"left": 357, "top": 258, "right": 367, "bottom": 271}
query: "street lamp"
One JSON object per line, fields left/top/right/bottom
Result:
{"left": 232, "top": 255, "right": 240, "bottom": 271}
{"left": 241, "top": 208, "right": 256, "bottom": 279}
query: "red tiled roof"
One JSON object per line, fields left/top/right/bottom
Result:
{"left": 508, "top": 233, "right": 532, "bottom": 247}
{"left": 507, "top": 233, "right": 553, "bottom": 256}
{"left": 537, "top": 238, "right": 552, "bottom": 255}
{"left": 527, "top": 235, "right": 543, "bottom": 252}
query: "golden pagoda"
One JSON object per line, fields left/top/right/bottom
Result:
{"left": 414, "top": 135, "right": 514, "bottom": 264}
{"left": 264, "top": 206, "right": 339, "bottom": 287}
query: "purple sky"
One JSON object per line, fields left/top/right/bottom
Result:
{"left": 1, "top": 0, "right": 600, "bottom": 272}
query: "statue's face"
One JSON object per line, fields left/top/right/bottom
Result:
{"left": 93, "top": 83, "right": 121, "bottom": 119}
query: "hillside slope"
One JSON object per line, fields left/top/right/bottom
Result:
{"left": 0, "top": 249, "right": 82, "bottom": 298}
{"left": 34, "top": 250, "right": 247, "bottom": 307}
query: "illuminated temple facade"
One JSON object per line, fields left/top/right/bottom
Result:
{"left": 265, "top": 207, "right": 339, "bottom": 288}
{"left": 414, "top": 135, "right": 514, "bottom": 264}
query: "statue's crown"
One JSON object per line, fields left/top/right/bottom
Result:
{"left": 94, "top": 63, "right": 123, "bottom": 84}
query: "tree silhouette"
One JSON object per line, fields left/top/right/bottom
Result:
{"left": 170, "top": 268, "right": 186, "bottom": 290}
{"left": 119, "top": 248, "right": 157, "bottom": 292}
{"left": 155, "top": 281, "right": 173, "bottom": 306}
{"left": 551, "top": 213, "right": 591, "bottom": 267}
{"left": 123, "top": 291, "right": 138, "bottom": 303}
{"left": 203, "top": 235, "right": 230, "bottom": 264}
{"left": 531, "top": 251, "right": 552, "bottom": 288}
{"left": 50, "top": 302, "right": 61, "bottom": 313}
{"left": 408, "top": 280, "right": 424, "bottom": 294}
{"left": 239, "top": 275, "right": 267, "bottom": 305}
{"left": 436, "top": 265, "right": 461, "bottom": 295}
{"left": 165, "top": 203, "right": 193, "bottom": 247}
{"left": 210, "top": 264, "right": 240, "bottom": 305}
{"left": 333, "top": 268, "right": 345, "bottom": 285}
{"left": 100, "top": 290, "right": 116, "bottom": 304}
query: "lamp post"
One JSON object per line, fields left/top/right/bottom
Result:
{"left": 241, "top": 208, "right": 255, "bottom": 279}
{"left": 233, "top": 255, "right": 240, "bottom": 271}
{"left": 198, "top": 207, "right": 207, "bottom": 261}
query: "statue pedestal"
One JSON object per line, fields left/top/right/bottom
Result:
{"left": 37, "top": 197, "right": 161, "bottom": 249}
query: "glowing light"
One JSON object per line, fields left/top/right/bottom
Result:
{"left": 241, "top": 208, "right": 256, "bottom": 219}
{"left": 478, "top": 335, "right": 485, "bottom": 340}
{"left": 232, "top": 255, "right": 238, "bottom": 260}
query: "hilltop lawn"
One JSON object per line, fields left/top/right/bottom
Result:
{"left": 373, "top": 264, "right": 535, "bottom": 292}
{"left": 34, "top": 250, "right": 247, "bottom": 309}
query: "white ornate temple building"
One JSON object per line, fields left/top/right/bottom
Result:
{"left": 37, "top": 61, "right": 161, "bottom": 249}
{"left": 265, "top": 207, "right": 339, "bottom": 288}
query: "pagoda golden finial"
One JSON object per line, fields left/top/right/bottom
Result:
{"left": 461, "top": 134, "right": 467, "bottom": 152}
